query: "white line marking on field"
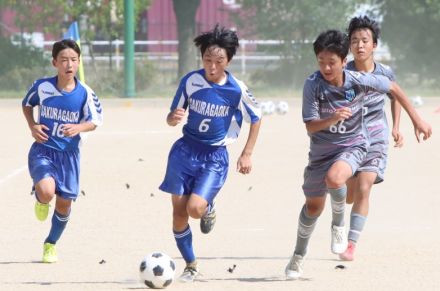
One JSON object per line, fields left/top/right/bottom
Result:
{"left": 0, "top": 165, "right": 27, "bottom": 185}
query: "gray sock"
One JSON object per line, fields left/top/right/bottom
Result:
{"left": 348, "top": 213, "right": 366, "bottom": 243}
{"left": 294, "top": 205, "right": 319, "bottom": 256}
{"left": 329, "top": 186, "right": 347, "bottom": 227}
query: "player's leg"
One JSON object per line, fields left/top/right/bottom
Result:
{"left": 325, "top": 160, "right": 354, "bottom": 254}
{"left": 286, "top": 164, "right": 327, "bottom": 279}
{"left": 286, "top": 196, "right": 326, "bottom": 279}
{"left": 340, "top": 171, "right": 376, "bottom": 261}
{"left": 42, "top": 148, "right": 79, "bottom": 263}
{"left": 42, "top": 195, "right": 72, "bottom": 263}
{"left": 34, "top": 177, "right": 56, "bottom": 221}
{"left": 172, "top": 194, "right": 198, "bottom": 282}
{"left": 345, "top": 176, "right": 357, "bottom": 204}
{"left": 192, "top": 146, "right": 228, "bottom": 234}
{"left": 28, "top": 143, "right": 57, "bottom": 221}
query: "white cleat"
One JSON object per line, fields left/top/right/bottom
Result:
{"left": 285, "top": 254, "right": 304, "bottom": 280}
{"left": 178, "top": 262, "right": 199, "bottom": 283}
{"left": 331, "top": 225, "right": 348, "bottom": 254}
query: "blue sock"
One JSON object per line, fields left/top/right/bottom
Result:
{"left": 45, "top": 210, "right": 70, "bottom": 244}
{"left": 174, "top": 225, "right": 195, "bottom": 263}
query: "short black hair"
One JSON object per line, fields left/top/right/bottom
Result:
{"left": 52, "top": 39, "right": 81, "bottom": 59}
{"left": 193, "top": 24, "right": 239, "bottom": 61}
{"left": 313, "top": 30, "right": 349, "bottom": 60}
{"left": 347, "top": 15, "right": 380, "bottom": 44}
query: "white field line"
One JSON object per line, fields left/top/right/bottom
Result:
{"left": 0, "top": 165, "right": 27, "bottom": 186}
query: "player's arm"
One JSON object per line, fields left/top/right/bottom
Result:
{"left": 22, "top": 106, "right": 49, "bottom": 143}
{"left": 166, "top": 108, "right": 186, "bottom": 126}
{"left": 389, "top": 82, "right": 432, "bottom": 142}
{"left": 62, "top": 121, "right": 97, "bottom": 137}
{"left": 305, "top": 107, "right": 352, "bottom": 133}
{"left": 390, "top": 99, "right": 404, "bottom": 147}
{"left": 237, "top": 119, "right": 261, "bottom": 175}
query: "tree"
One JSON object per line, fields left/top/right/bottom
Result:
{"left": 377, "top": 0, "right": 440, "bottom": 88}
{"left": 236, "top": 0, "right": 363, "bottom": 87}
{"left": 4, "top": 0, "right": 150, "bottom": 51}
{"left": 173, "top": 0, "right": 200, "bottom": 78}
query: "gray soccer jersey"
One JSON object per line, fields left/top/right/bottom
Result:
{"left": 302, "top": 70, "right": 391, "bottom": 162}
{"left": 346, "top": 61, "right": 396, "bottom": 143}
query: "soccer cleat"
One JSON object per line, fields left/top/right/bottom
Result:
{"left": 42, "top": 243, "right": 58, "bottom": 263}
{"left": 35, "top": 201, "right": 49, "bottom": 221}
{"left": 178, "top": 262, "right": 199, "bottom": 283}
{"left": 200, "top": 205, "right": 216, "bottom": 234}
{"left": 339, "top": 240, "right": 356, "bottom": 261}
{"left": 331, "top": 225, "right": 348, "bottom": 254}
{"left": 285, "top": 253, "right": 304, "bottom": 280}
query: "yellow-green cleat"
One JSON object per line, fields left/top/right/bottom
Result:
{"left": 42, "top": 243, "right": 57, "bottom": 263}
{"left": 34, "top": 201, "right": 49, "bottom": 221}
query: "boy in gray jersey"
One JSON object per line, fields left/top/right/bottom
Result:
{"left": 285, "top": 30, "right": 432, "bottom": 279}
{"left": 341, "top": 16, "right": 403, "bottom": 261}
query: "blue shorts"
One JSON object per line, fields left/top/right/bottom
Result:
{"left": 302, "top": 146, "right": 367, "bottom": 197}
{"left": 159, "top": 137, "right": 229, "bottom": 205}
{"left": 28, "top": 142, "right": 80, "bottom": 200}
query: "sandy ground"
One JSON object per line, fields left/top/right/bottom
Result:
{"left": 0, "top": 97, "right": 439, "bottom": 291}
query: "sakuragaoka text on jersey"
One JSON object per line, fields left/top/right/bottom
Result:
{"left": 189, "top": 98, "right": 230, "bottom": 117}
{"left": 40, "top": 105, "right": 80, "bottom": 123}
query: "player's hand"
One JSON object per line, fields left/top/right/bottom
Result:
{"left": 31, "top": 124, "right": 49, "bottom": 143}
{"left": 392, "top": 129, "right": 404, "bottom": 148}
{"left": 237, "top": 153, "right": 252, "bottom": 175}
{"left": 414, "top": 119, "right": 432, "bottom": 142}
{"left": 167, "top": 108, "right": 186, "bottom": 126}
{"left": 62, "top": 124, "right": 82, "bottom": 137}
{"left": 332, "top": 107, "right": 352, "bottom": 122}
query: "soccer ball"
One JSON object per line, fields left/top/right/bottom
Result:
{"left": 139, "top": 252, "right": 176, "bottom": 289}
{"left": 261, "top": 101, "right": 276, "bottom": 115}
{"left": 276, "top": 101, "right": 289, "bottom": 115}
{"left": 410, "top": 96, "right": 423, "bottom": 107}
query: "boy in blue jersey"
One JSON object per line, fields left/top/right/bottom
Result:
{"left": 22, "top": 39, "right": 103, "bottom": 263}
{"left": 159, "top": 25, "right": 261, "bottom": 283}
{"left": 285, "top": 30, "right": 431, "bottom": 279}
{"left": 340, "top": 16, "right": 404, "bottom": 261}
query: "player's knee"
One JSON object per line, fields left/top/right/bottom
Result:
{"left": 357, "top": 182, "right": 372, "bottom": 200}
{"left": 35, "top": 189, "right": 55, "bottom": 203}
{"left": 305, "top": 203, "right": 324, "bottom": 217}
{"left": 186, "top": 203, "right": 205, "bottom": 219}
{"left": 325, "top": 172, "right": 346, "bottom": 189}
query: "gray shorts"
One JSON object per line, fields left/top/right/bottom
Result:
{"left": 356, "top": 140, "right": 388, "bottom": 184}
{"left": 302, "top": 146, "right": 367, "bottom": 197}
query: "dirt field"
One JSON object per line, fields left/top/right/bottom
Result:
{"left": 0, "top": 97, "right": 439, "bottom": 291}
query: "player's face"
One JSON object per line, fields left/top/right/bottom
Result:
{"left": 52, "top": 48, "right": 80, "bottom": 80}
{"left": 202, "top": 45, "right": 230, "bottom": 83}
{"left": 317, "top": 50, "right": 346, "bottom": 86}
{"left": 350, "top": 28, "right": 376, "bottom": 63}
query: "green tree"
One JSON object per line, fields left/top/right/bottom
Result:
{"left": 378, "top": 0, "right": 440, "bottom": 88}
{"left": 173, "top": 0, "right": 200, "bottom": 78}
{"left": 236, "top": 0, "right": 362, "bottom": 87}
{"left": 4, "top": 0, "right": 149, "bottom": 55}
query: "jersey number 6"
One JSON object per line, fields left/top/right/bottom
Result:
{"left": 199, "top": 118, "right": 211, "bottom": 132}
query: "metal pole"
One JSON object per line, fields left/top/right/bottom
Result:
{"left": 124, "top": 0, "right": 135, "bottom": 97}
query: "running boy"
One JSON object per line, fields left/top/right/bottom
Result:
{"left": 285, "top": 30, "right": 431, "bottom": 279}
{"left": 22, "top": 39, "right": 103, "bottom": 263}
{"left": 341, "top": 15, "right": 403, "bottom": 261}
{"left": 159, "top": 25, "right": 261, "bottom": 283}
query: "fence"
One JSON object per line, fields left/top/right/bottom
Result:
{"left": 38, "top": 39, "right": 391, "bottom": 76}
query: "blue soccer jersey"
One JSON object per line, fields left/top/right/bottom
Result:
{"left": 170, "top": 69, "right": 261, "bottom": 146}
{"left": 302, "top": 70, "right": 391, "bottom": 161}
{"left": 22, "top": 76, "right": 103, "bottom": 151}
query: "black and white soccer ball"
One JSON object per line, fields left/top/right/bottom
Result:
{"left": 139, "top": 252, "right": 176, "bottom": 289}
{"left": 276, "top": 101, "right": 289, "bottom": 115}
